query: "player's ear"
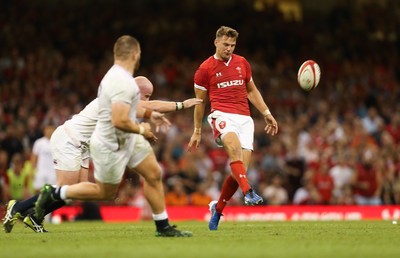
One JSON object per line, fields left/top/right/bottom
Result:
{"left": 214, "top": 38, "right": 218, "bottom": 47}
{"left": 133, "top": 51, "right": 140, "bottom": 62}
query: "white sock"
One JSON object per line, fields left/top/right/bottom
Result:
{"left": 60, "top": 185, "right": 69, "bottom": 200}
{"left": 152, "top": 210, "right": 168, "bottom": 221}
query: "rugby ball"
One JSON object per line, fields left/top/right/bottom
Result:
{"left": 297, "top": 60, "right": 321, "bottom": 91}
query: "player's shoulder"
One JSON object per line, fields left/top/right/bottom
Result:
{"left": 232, "top": 54, "right": 248, "bottom": 63}
{"left": 103, "top": 66, "right": 136, "bottom": 90}
{"left": 199, "top": 56, "right": 216, "bottom": 68}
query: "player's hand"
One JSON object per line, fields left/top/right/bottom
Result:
{"left": 188, "top": 132, "right": 201, "bottom": 152}
{"left": 150, "top": 111, "right": 171, "bottom": 133}
{"left": 141, "top": 122, "right": 158, "bottom": 144}
{"left": 264, "top": 114, "right": 278, "bottom": 136}
{"left": 182, "top": 98, "right": 203, "bottom": 109}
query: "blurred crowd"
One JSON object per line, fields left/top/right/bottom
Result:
{"left": 1, "top": 0, "right": 400, "bottom": 208}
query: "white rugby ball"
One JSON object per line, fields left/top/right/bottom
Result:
{"left": 297, "top": 60, "right": 321, "bottom": 91}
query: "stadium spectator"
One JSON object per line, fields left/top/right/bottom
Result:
{"left": 165, "top": 178, "right": 190, "bottom": 206}
{"left": 0, "top": 150, "right": 9, "bottom": 203}
{"left": 260, "top": 173, "right": 289, "bottom": 205}
{"left": 336, "top": 185, "right": 356, "bottom": 205}
{"left": 293, "top": 179, "right": 321, "bottom": 205}
{"left": 260, "top": 141, "right": 286, "bottom": 177}
{"left": 2, "top": 153, "right": 32, "bottom": 201}
{"left": 352, "top": 150, "right": 382, "bottom": 205}
{"left": 329, "top": 154, "right": 355, "bottom": 204}
{"left": 189, "top": 182, "right": 213, "bottom": 206}
{"left": 361, "top": 107, "right": 384, "bottom": 142}
{"left": 0, "top": 124, "right": 24, "bottom": 166}
{"left": 385, "top": 113, "right": 400, "bottom": 144}
{"left": 283, "top": 142, "right": 306, "bottom": 203}
{"left": 31, "top": 124, "right": 56, "bottom": 192}
{"left": 311, "top": 162, "right": 334, "bottom": 205}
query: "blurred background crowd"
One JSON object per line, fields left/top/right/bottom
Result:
{"left": 1, "top": 0, "right": 400, "bottom": 209}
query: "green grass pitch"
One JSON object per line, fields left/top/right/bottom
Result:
{"left": 1, "top": 220, "right": 399, "bottom": 258}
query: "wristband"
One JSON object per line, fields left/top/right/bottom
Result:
{"left": 262, "top": 109, "right": 271, "bottom": 116}
{"left": 175, "top": 102, "right": 183, "bottom": 111}
{"left": 139, "top": 125, "right": 145, "bottom": 135}
{"left": 144, "top": 109, "right": 152, "bottom": 119}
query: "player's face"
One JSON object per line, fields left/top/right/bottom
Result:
{"left": 140, "top": 91, "right": 152, "bottom": 101}
{"left": 215, "top": 35, "right": 236, "bottom": 61}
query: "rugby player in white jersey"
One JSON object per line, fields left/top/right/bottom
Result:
{"left": 4, "top": 36, "right": 198, "bottom": 236}
{"left": 34, "top": 35, "right": 190, "bottom": 237}
{"left": 4, "top": 84, "right": 199, "bottom": 236}
{"left": 31, "top": 124, "right": 57, "bottom": 192}
{"left": 3, "top": 80, "right": 200, "bottom": 234}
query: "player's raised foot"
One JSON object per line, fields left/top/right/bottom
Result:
{"left": 155, "top": 225, "right": 192, "bottom": 237}
{"left": 35, "top": 184, "right": 57, "bottom": 222}
{"left": 3, "top": 200, "right": 23, "bottom": 233}
{"left": 23, "top": 215, "right": 48, "bottom": 233}
{"left": 244, "top": 189, "right": 263, "bottom": 205}
{"left": 208, "top": 200, "right": 222, "bottom": 231}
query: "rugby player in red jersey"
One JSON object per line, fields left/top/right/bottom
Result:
{"left": 188, "top": 26, "right": 278, "bottom": 230}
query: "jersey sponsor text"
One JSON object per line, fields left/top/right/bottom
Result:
{"left": 216, "top": 79, "right": 244, "bottom": 89}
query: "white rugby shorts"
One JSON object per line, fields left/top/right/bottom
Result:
{"left": 207, "top": 110, "right": 254, "bottom": 150}
{"left": 50, "top": 125, "right": 90, "bottom": 171}
{"left": 127, "top": 134, "right": 153, "bottom": 169}
{"left": 90, "top": 132, "right": 136, "bottom": 184}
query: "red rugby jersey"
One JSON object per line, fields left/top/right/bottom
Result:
{"left": 194, "top": 54, "right": 252, "bottom": 116}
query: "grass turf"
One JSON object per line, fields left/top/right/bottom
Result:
{"left": 1, "top": 220, "right": 399, "bottom": 258}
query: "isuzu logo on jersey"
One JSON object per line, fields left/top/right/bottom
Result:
{"left": 216, "top": 79, "right": 244, "bottom": 88}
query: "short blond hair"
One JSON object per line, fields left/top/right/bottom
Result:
{"left": 113, "top": 35, "right": 140, "bottom": 61}
{"left": 216, "top": 26, "right": 239, "bottom": 39}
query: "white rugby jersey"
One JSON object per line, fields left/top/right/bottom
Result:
{"left": 64, "top": 98, "right": 99, "bottom": 144}
{"left": 33, "top": 136, "right": 55, "bottom": 176}
{"left": 95, "top": 64, "right": 140, "bottom": 150}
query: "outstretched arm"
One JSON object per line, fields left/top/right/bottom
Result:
{"left": 136, "top": 105, "right": 171, "bottom": 133}
{"left": 188, "top": 88, "right": 207, "bottom": 151}
{"left": 138, "top": 98, "right": 203, "bottom": 113}
{"left": 247, "top": 80, "right": 278, "bottom": 136}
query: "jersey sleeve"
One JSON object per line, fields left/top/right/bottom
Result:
{"left": 243, "top": 58, "right": 252, "bottom": 83}
{"left": 194, "top": 67, "right": 209, "bottom": 91}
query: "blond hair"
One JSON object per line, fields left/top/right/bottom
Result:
{"left": 113, "top": 35, "right": 140, "bottom": 61}
{"left": 216, "top": 26, "right": 239, "bottom": 39}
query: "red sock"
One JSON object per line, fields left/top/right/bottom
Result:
{"left": 216, "top": 175, "right": 238, "bottom": 213}
{"left": 230, "top": 160, "right": 251, "bottom": 194}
